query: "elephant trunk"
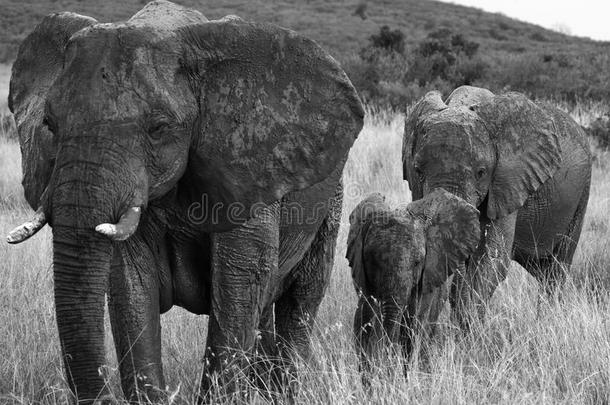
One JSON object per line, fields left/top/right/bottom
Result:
{"left": 51, "top": 177, "right": 114, "bottom": 402}
{"left": 381, "top": 299, "right": 403, "bottom": 345}
{"left": 49, "top": 135, "right": 145, "bottom": 402}
{"left": 423, "top": 179, "right": 473, "bottom": 206}
{"left": 53, "top": 227, "right": 112, "bottom": 401}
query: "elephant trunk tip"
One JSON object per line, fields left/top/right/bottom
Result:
{"left": 95, "top": 206, "right": 141, "bottom": 242}
{"left": 6, "top": 208, "right": 47, "bottom": 244}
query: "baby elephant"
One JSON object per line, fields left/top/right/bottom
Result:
{"left": 346, "top": 189, "right": 480, "bottom": 367}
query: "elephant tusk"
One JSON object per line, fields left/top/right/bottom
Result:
{"left": 7, "top": 208, "right": 47, "bottom": 244}
{"left": 95, "top": 206, "right": 141, "bottom": 241}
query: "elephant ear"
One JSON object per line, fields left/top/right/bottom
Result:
{"left": 476, "top": 93, "right": 562, "bottom": 219}
{"left": 347, "top": 193, "right": 389, "bottom": 295}
{"left": 402, "top": 91, "right": 446, "bottom": 200}
{"left": 445, "top": 85, "right": 494, "bottom": 108}
{"left": 408, "top": 189, "right": 480, "bottom": 293}
{"left": 179, "top": 19, "right": 364, "bottom": 229}
{"left": 9, "top": 12, "right": 97, "bottom": 209}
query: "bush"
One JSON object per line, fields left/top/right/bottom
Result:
{"left": 404, "top": 29, "right": 486, "bottom": 88}
{"left": 341, "top": 54, "right": 381, "bottom": 101}
{"left": 585, "top": 115, "right": 610, "bottom": 150}
{"left": 347, "top": 26, "right": 487, "bottom": 108}
{"left": 368, "top": 25, "right": 405, "bottom": 54}
{"left": 484, "top": 52, "right": 610, "bottom": 102}
{"left": 346, "top": 26, "right": 414, "bottom": 108}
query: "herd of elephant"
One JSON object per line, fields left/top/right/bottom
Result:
{"left": 5, "top": 1, "right": 593, "bottom": 403}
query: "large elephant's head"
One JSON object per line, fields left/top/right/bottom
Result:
{"left": 346, "top": 189, "right": 479, "bottom": 357}
{"left": 7, "top": 0, "right": 363, "bottom": 399}
{"left": 403, "top": 85, "right": 562, "bottom": 219}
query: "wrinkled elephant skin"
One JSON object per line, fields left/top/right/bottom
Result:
{"left": 346, "top": 189, "right": 480, "bottom": 371}
{"left": 7, "top": 1, "right": 364, "bottom": 403}
{"left": 403, "top": 85, "right": 592, "bottom": 328}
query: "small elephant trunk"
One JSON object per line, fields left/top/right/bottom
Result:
{"left": 381, "top": 299, "right": 403, "bottom": 345}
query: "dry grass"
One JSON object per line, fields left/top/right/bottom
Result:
{"left": 0, "top": 64, "right": 10, "bottom": 113}
{"left": 1, "top": 95, "right": 610, "bottom": 403}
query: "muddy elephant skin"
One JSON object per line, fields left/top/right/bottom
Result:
{"left": 7, "top": 1, "right": 364, "bottom": 402}
{"left": 403, "top": 85, "right": 592, "bottom": 327}
{"left": 346, "top": 189, "right": 480, "bottom": 371}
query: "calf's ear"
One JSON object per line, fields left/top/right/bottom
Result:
{"left": 408, "top": 189, "right": 480, "bottom": 292}
{"left": 347, "top": 193, "right": 389, "bottom": 296}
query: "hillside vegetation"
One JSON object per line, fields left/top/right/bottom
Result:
{"left": 1, "top": 0, "right": 607, "bottom": 61}
{"left": 2, "top": 0, "right": 610, "bottom": 105}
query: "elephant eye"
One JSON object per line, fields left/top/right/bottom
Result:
{"left": 42, "top": 116, "right": 56, "bottom": 133}
{"left": 476, "top": 167, "right": 487, "bottom": 180}
{"left": 148, "top": 121, "right": 170, "bottom": 139}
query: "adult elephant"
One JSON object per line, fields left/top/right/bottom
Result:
{"left": 6, "top": 1, "right": 364, "bottom": 403}
{"left": 403, "top": 86, "right": 592, "bottom": 328}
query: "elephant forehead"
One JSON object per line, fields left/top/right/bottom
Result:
{"left": 367, "top": 215, "right": 424, "bottom": 249}
{"left": 419, "top": 110, "right": 489, "bottom": 154}
{"left": 70, "top": 22, "right": 166, "bottom": 54}
{"left": 128, "top": 0, "right": 208, "bottom": 29}
{"left": 51, "top": 26, "right": 192, "bottom": 121}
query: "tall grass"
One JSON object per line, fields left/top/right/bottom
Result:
{"left": 1, "top": 103, "right": 609, "bottom": 403}
{"left": 0, "top": 64, "right": 10, "bottom": 114}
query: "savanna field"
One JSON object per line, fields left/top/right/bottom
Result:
{"left": 0, "top": 56, "right": 609, "bottom": 404}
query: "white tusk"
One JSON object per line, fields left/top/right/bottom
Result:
{"left": 95, "top": 206, "right": 141, "bottom": 241}
{"left": 7, "top": 208, "right": 47, "bottom": 244}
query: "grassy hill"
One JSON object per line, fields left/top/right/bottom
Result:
{"left": 1, "top": 0, "right": 609, "bottom": 63}
{"left": 3, "top": 0, "right": 610, "bottom": 105}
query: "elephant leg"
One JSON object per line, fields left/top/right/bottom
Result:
{"left": 416, "top": 281, "right": 449, "bottom": 343}
{"left": 450, "top": 212, "right": 517, "bottom": 330}
{"left": 273, "top": 208, "right": 340, "bottom": 389}
{"left": 353, "top": 295, "right": 380, "bottom": 386}
{"left": 107, "top": 236, "right": 165, "bottom": 402}
{"left": 200, "top": 203, "right": 280, "bottom": 401}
